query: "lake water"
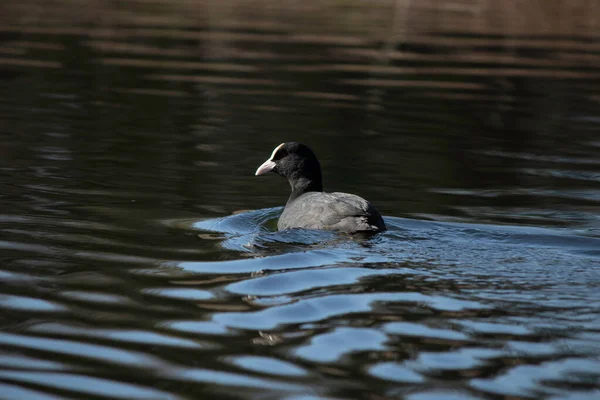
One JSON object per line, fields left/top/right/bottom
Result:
{"left": 1, "top": 1, "right": 600, "bottom": 399}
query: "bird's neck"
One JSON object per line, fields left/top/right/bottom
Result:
{"left": 287, "top": 175, "right": 323, "bottom": 203}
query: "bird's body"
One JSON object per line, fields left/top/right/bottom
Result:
{"left": 278, "top": 191, "right": 386, "bottom": 232}
{"left": 255, "top": 142, "right": 386, "bottom": 234}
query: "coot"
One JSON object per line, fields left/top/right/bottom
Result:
{"left": 255, "top": 142, "right": 386, "bottom": 233}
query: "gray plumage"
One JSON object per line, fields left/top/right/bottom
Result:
{"left": 278, "top": 191, "right": 386, "bottom": 232}
{"left": 255, "top": 142, "right": 386, "bottom": 234}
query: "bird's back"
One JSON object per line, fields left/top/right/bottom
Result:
{"left": 278, "top": 191, "right": 386, "bottom": 233}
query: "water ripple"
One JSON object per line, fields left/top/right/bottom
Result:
{"left": 214, "top": 291, "right": 490, "bottom": 331}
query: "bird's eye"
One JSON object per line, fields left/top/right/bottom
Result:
{"left": 272, "top": 149, "right": 287, "bottom": 161}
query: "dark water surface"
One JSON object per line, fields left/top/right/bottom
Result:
{"left": 1, "top": 1, "right": 600, "bottom": 399}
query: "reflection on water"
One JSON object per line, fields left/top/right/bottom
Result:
{"left": 1, "top": 0, "right": 600, "bottom": 399}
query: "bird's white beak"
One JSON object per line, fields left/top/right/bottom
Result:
{"left": 255, "top": 159, "right": 276, "bottom": 176}
{"left": 255, "top": 143, "right": 285, "bottom": 176}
